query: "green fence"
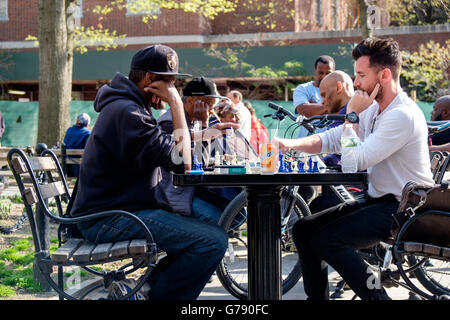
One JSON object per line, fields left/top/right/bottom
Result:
{"left": 0, "top": 99, "right": 435, "bottom": 147}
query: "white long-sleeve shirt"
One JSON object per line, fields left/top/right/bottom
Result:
{"left": 318, "top": 90, "right": 434, "bottom": 200}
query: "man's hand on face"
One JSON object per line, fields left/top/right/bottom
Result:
{"left": 143, "top": 77, "right": 181, "bottom": 109}
{"left": 191, "top": 100, "right": 212, "bottom": 124}
{"left": 347, "top": 83, "right": 380, "bottom": 115}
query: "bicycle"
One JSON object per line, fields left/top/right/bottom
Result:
{"left": 396, "top": 120, "right": 450, "bottom": 299}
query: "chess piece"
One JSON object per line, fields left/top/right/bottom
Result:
{"left": 297, "top": 161, "right": 305, "bottom": 173}
{"left": 232, "top": 152, "right": 238, "bottom": 165}
{"left": 292, "top": 161, "right": 298, "bottom": 173}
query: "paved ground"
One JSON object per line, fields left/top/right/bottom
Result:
{"left": 0, "top": 184, "right": 446, "bottom": 301}
{"left": 199, "top": 267, "right": 423, "bottom": 300}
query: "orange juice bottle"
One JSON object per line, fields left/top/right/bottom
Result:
{"left": 260, "top": 143, "right": 277, "bottom": 173}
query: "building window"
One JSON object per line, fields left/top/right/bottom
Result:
{"left": 126, "top": 0, "right": 160, "bottom": 16}
{"left": 0, "top": 0, "right": 8, "bottom": 21}
{"left": 316, "top": 0, "right": 322, "bottom": 26}
{"left": 74, "top": 0, "right": 83, "bottom": 18}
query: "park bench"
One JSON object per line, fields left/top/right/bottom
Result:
{"left": 7, "top": 147, "right": 158, "bottom": 300}
{"left": 51, "top": 144, "right": 84, "bottom": 179}
{"left": 0, "top": 146, "right": 35, "bottom": 189}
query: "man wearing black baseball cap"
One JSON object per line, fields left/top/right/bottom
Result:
{"left": 70, "top": 45, "right": 228, "bottom": 300}
{"left": 159, "top": 76, "right": 230, "bottom": 131}
{"left": 157, "top": 77, "right": 239, "bottom": 219}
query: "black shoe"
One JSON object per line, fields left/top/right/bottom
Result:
{"left": 370, "top": 288, "right": 392, "bottom": 300}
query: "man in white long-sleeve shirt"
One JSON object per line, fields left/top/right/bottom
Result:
{"left": 275, "top": 38, "right": 434, "bottom": 300}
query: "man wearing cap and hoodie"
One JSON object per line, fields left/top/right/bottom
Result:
{"left": 70, "top": 45, "right": 228, "bottom": 300}
{"left": 63, "top": 113, "right": 91, "bottom": 177}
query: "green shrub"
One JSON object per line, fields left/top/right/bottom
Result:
{"left": 0, "top": 284, "right": 16, "bottom": 297}
{"left": 0, "top": 198, "right": 12, "bottom": 219}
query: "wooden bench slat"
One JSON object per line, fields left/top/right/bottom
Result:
{"left": 404, "top": 242, "right": 423, "bottom": 253}
{"left": 28, "top": 157, "right": 58, "bottom": 171}
{"left": 23, "top": 181, "right": 66, "bottom": 205}
{"left": 12, "top": 156, "right": 57, "bottom": 174}
{"left": 442, "top": 247, "right": 450, "bottom": 259}
{"left": 52, "top": 149, "right": 84, "bottom": 156}
{"left": 110, "top": 240, "right": 131, "bottom": 258}
{"left": 40, "top": 181, "right": 66, "bottom": 200}
{"left": 51, "top": 239, "right": 84, "bottom": 263}
{"left": 90, "top": 242, "right": 113, "bottom": 261}
{"left": 423, "top": 244, "right": 442, "bottom": 256}
{"left": 72, "top": 242, "right": 97, "bottom": 263}
{"left": 129, "top": 239, "right": 147, "bottom": 255}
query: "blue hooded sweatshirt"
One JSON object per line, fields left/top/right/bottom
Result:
{"left": 70, "top": 72, "right": 185, "bottom": 229}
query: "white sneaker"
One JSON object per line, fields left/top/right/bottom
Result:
{"left": 108, "top": 278, "right": 150, "bottom": 300}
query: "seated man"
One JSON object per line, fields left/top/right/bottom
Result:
{"left": 429, "top": 95, "right": 450, "bottom": 150}
{"left": 293, "top": 55, "right": 335, "bottom": 118}
{"left": 307, "top": 70, "right": 359, "bottom": 213}
{"left": 158, "top": 76, "right": 240, "bottom": 215}
{"left": 275, "top": 38, "right": 434, "bottom": 300}
{"left": 70, "top": 45, "right": 228, "bottom": 300}
{"left": 63, "top": 113, "right": 91, "bottom": 177}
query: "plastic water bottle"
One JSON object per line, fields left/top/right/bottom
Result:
{"left": 341, "top": 124, "right": 359, "bottom": 173}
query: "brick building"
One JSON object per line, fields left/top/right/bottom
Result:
{"left": 0, "top": 0, "right": 448, "bottom": 101}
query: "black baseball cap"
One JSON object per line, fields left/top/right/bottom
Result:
{"left": 182, "top": 77, "right": 228, "bottom": 99}
{"left": 130, "top": 44, "right": 192, "bottom": 77}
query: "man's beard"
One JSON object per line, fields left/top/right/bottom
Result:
{"left": 373, "top": 83, "right": 383, "bottom": 100}
{"left": 356, "top": 83, "right": 382, "bottom": 100}
{"left": 329, "top": 100, "right": 342, "bottom": 114}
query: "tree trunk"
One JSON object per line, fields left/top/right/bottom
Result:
{"left": 358, "top": 0, "right": 373, "bottom": 39}
{"left": 37, "top": 0, "right": 74, "bottom": 147}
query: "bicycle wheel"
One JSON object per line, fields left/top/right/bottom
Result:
{"left": 216, "top": 189, "right": 311, "bottom": 300}
{"left": 407, "top": 256, "right": 450, "bottom": 297}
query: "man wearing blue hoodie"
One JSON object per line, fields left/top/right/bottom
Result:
{"left": 70, "top": 45, "right": 228, "bottom": 300}
{"left": 63, "top": 113, "right": 91, "bottom": 177}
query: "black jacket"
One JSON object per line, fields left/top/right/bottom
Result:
{"left": 71, "top": 72, "right": 185, "bottom": 226}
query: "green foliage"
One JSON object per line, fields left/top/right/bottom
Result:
{"left": 238, "top": 0, "right": 305, "bottom": 31}
{"left": 205, "top": 46, "right": 305, "bottom": 78}
{"left": 30, "top": 0, "right": 238, "bottom": 55}
{"left": 0, "top": 284, "right": 15, "bottom": 297}
{"left": 0, "top": 238, "right": 45, "bottom": 294}
{"left": 0, "top": 198, "right": 12, "bottom": 219}
{"left": 247, "top": 66, "right": 288, "bottom": 78}
{"left": 6, "top": 194, "right": 23, "bottom": 204}
{"left": 74, "top": 27, "right": 127, "bottom": 54}
{"left": 388, "top": 0, "right": 450, "bottom": 26}
{"left": 104, "top": 0, "right": 236, "bottom": 22}
{"left": 401, "top": 40, "right": 450, "bottom": 101}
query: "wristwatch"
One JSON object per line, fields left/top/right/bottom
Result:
{"left": 346, "top": 112, "right": 359, "bottom": 124}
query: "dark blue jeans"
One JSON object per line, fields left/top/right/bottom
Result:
{"left": 293, "top": 194, "right": 398, "bottom": 300}
{"left": 80, "top": 197, "right": 228, "bottom": 300}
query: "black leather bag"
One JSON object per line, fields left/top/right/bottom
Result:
{"left": 390, "top": 181, "right": 450, "bottom": 247}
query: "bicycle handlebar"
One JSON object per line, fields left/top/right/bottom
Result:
{"left": 267, "top": 102, "right": 298, "bottom": 122}
{"left": 267, "top": 102, "right": 347, "bottom": 133}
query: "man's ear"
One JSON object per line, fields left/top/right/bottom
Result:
{"left": 336, "top": 81, "right": 343, "bottom": 94}
{"left": 442, "top": 108, "right": 450, "bottom": 119}
{"left": 380, "top": 68, "right": 392, "bottom": 83}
